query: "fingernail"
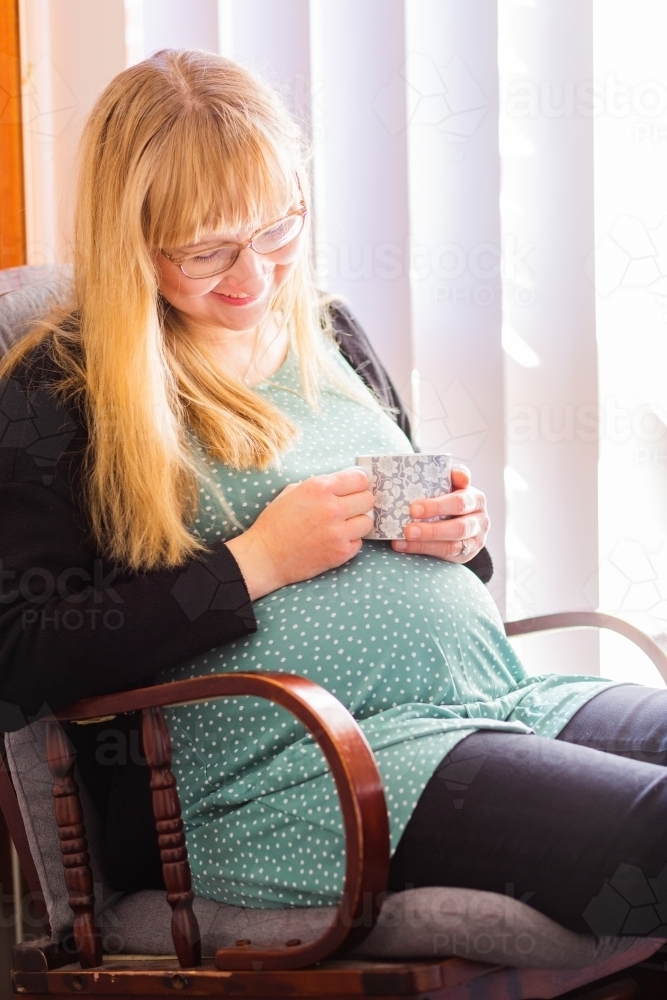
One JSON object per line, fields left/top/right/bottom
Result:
{"left": 411, "top": 504, "right": 425, "bottom": 517}
{"left": 394, "top": 540, "right": 408, "bottom": 550}
{"left": 406, "top": 525, "right": 421, "bottom": 540}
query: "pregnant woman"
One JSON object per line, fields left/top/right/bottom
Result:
{"left": 2, "top": 49, "right": 667, "bottom": 940}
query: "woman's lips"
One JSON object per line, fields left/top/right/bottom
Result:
{"left": 210, "top": 290, "right": 261, "bottom": 307}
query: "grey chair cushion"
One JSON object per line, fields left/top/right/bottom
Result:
{"left": 4, "top": 721, "right": 652, "bottom": 970}
{"left": 0, "top": 265, "right": 71, "bottom": 355}
{"left": 99, "top": 887, "right": 651, "bottom": 970}
{"left": 0, "top": 265, "right": 68, "bottom": 297}
{"left": 5, "top": 722, "right": 116, "bottom": 939}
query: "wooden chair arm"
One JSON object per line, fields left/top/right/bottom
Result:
{"left": 55, "top": 673, "right": 390, "bottom": 972}
{"left": 505, "top": 611, "right": 667, "bottom": 684}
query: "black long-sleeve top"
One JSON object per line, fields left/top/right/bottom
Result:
{"left": 0, "top": 303, "right": 492, "bottom": 889}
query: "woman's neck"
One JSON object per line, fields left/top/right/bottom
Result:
{"left": 188, "top": 314, "right": 289, "bottom": 386}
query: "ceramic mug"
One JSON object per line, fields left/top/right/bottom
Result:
{"left": 355, "top": 453, "right": 452, "bottom": 540}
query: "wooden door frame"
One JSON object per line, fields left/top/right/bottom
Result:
{"left": 0, "top": 0, "right": 25, "bottom": 269}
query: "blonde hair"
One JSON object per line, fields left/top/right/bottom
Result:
{"left": 2, "top": 50, "right": 370, "bottom": 571}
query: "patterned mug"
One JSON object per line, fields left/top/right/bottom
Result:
{"left": 355, "top": 453, "right": 452, "bottom": 540}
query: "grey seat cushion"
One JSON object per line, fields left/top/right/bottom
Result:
{"left": 99, "top": 886, "right": 653, "bottom": 970}
{"left": 5, "top": 722, "right": 115, "bottom": 937}
{"left": 4, "top": 721, "right": 654, "bottom": 970}
{"left": 0, "top": 265, "right": 68, "bottom": 297}
{"left": 0, "top": 265, "right": 71, "bottom": 354}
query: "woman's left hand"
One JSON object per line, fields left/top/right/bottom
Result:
{"left": 391, "top": 466, "right": 489, "bottom": 563}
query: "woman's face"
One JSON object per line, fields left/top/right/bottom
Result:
{"left": 156, "top": 206, "right": 303, "bottom": 334}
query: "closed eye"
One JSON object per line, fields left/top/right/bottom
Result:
{"left": 190, "top": 247, "right": 234, "bottom": 264}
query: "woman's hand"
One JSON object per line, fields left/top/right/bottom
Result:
{"left": 225, "top": 468, "right": 374, "bottom": 601}
{"left": 391, "top": 466, "right": 489, "bottom": 563}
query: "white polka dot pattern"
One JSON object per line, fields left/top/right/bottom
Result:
{"left": 157, "top": 349, "right": 613, "bottom": 909}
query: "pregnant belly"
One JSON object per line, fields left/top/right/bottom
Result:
{"left": 216, "top": 542, "right": 525, "bottom": 718}
{"left": 160, "top": 544, "right": 542, "bottom": 856}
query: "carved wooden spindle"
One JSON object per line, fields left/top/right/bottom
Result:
{"left": 45, "top": 721, "right": 102, "bottom": 969}
{"left": 142, "top": 706, "right": 201, "bottom": 969}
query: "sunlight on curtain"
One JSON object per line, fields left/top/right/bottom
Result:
{"left": 404, "top": 0, "right": 506, "bottom": 611}
{"left": 593, "top": 0, "right": 667, "bottom": 687}
{"left": 498, "top": 0, "right": 601, "bottom": 676}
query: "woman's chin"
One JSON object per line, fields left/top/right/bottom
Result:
{"left": 201, "top": 297, "right": 270, "bottom": 331}
{"left": 211, "top": 290, "right": 271, "bottom": 323}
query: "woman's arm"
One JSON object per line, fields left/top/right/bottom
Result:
{"left": 0, "top": 481, "right": 256, "bottom": 723}
{"left": 0, "top": 351, "right": 258, "bottom": 721}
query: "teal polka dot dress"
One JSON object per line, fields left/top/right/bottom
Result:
{"left": 157, "top": 347, "right": 614, "bottom": 909}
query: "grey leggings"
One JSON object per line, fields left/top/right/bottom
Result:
{"left": 388, "top": 684, "right": 667, "bottom": 936}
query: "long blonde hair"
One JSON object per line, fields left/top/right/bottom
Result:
{"left": 2, "top": 50, "right": 367, "bottom": 571}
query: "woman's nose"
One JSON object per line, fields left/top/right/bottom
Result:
{"left": 224, "top": 246, "right": 272, "bottom": 291}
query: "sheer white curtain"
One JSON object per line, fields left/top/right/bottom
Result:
{"left": 498, "top": 0, "right": 599, "bottom": 675}
{"left": 18, "top": 0, "right": 667, "bottom": 683}
{"left": 593, "top": 0, "right": 667, "bottom": 687}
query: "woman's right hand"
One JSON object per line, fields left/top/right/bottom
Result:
{"left": 225, "top": 468, "right": 374, "bottom": 601}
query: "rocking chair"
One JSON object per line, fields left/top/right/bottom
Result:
{"left": 1, "top": 268, "right": 666, "bottom": 999}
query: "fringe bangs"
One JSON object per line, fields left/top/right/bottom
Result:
{"left": 144, "top": 81, "right": 303, "bottom": 251}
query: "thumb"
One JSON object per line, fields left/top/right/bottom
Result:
{"left": 451, "top": 465, "right": 471, "bottom": 490}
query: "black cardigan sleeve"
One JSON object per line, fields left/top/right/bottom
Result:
{"left": 0, "top": 353, "right": 256, "bottom": 726}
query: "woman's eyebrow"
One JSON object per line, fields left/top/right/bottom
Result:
{"left": 170, "top": 234, "right": 235, "bottom": 253}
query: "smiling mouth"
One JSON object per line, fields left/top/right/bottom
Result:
{"left": 211, "top": 290, "right": 258, "bottom": 305}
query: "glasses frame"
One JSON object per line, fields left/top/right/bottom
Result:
{"left": 161, "top": 200, "right": 308, "bottom": 280}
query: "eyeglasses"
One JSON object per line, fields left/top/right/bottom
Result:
{"left": 161, "top": 202, "right": 308, "bottom": 279}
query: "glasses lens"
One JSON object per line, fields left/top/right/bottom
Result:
{"left": 181, "top": 245, "right": 237, "bottom": 278}
{"left": 252, "top": 214, "right": 305, "bottom": 255}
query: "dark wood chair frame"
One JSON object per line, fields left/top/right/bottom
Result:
{"left": 3, "top": 612, "right": 667, "bottom": 999}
